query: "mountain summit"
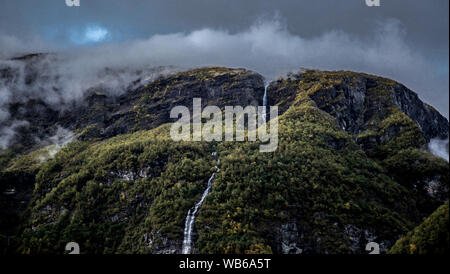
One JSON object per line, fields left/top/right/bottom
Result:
{"left": 0, "top": 56, "right": 448, "bottom": 254}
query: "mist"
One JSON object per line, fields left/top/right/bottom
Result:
{"left": 428, "top": 139, "right": 450, "bottom": 163}
{"left": 2, "top": 19, "right": 448, "bottom": 114}
{"left": 0, "top": 19, "right": 449, "bottom": 148}
{"left": 37, "top": 126, "right": 74, "bottom": 162}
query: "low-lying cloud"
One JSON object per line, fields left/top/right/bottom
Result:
{"left": 0, "top": 19, "right": 448, "bottom": 148}
{"left": 37, "top": 126, "right": 74, "bottom": 162}
{"left": 428, "top": 138, "right": 450, "bottom": 162}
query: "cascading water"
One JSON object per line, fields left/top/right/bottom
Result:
{"left": 181, "top": 83, "right": 268, "bottom": 254}
{"left": 262, "top": 83, "right": 269, "bottom": 123}
{"left": 182, "top": 152, "right": 218, "bottom": 254}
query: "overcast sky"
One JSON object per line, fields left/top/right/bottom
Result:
{"left": 0, "top": 0, "right": 448, "bottom": 116}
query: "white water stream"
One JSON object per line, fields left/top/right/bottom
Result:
{"left": 262, "top": 83, "right": 269, "bottom": 123}
{"left": 181, "top": 152, "right": 218, "bottom": 254}
{"left": 181, "top": 82, "right": 269, "bottom": 254}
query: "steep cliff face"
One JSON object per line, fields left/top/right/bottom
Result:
{"left": 1, "top": 54, "right": 264, "bottom": 150}
{"left": 70, "top": 67, "right": 264, "bottom": 140}
{"left": 268, "top": 70, "right": 448, "bottom": 146}
{"left": 0, "top": 62, "right": 448, "bottom": 254}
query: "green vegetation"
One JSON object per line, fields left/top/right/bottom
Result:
{"left": 389, "top": 201, "right": 449, "bottom": 254}
{"left": 13, "top": 125, "right": 215, "bottom": 253}
{"left": 195, "top": 94, "right": 423, "bottom": 254}
{"left": 1, "top": 68, "right": 447, "bottom": 254}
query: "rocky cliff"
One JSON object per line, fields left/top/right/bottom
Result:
{"left": 0, "top": 55, "right": 448, "bottom": 254}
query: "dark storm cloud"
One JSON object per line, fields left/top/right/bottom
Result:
{"left": 0, "top": 0, "right": 448, "bottom": 117}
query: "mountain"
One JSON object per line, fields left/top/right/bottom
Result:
{"left": 389, "top": 201, "right": 449, "bottom": 254}
{"left": 0, "top": 55, "right": 448, "bottom": 254}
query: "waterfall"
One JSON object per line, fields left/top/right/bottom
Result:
{"left": 181, "top": 152, "right": 218, "bottom": 254}
{"left": 262, "top": 83, "right": 269, "bottom": 123}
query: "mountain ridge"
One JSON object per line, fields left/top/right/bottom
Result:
{"left": 0, "top": 57, "right": 448, "bottom": 254}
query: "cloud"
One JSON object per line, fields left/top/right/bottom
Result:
{"left": 0, "top": 33, "right": 49, "bottom": 59}
{"left": 0, "top": 120, "right": 29, "bottom": 149}
{"left": 428, "top": 138, "right": 449, "bottom": 162}
{"left": 37, "top": 126, "right": 74, "bottom": 162}
{"left": 0, "top": 19, "right": 448, "bottom": 148}
{"left": 79, "top": 19, "right": 447, "bottom": 117}
{"left": 70, "top": 25, "right": 111, "bottom": 45}
{"left": 89, "top": 20, "right": 448, "bottom": 112}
